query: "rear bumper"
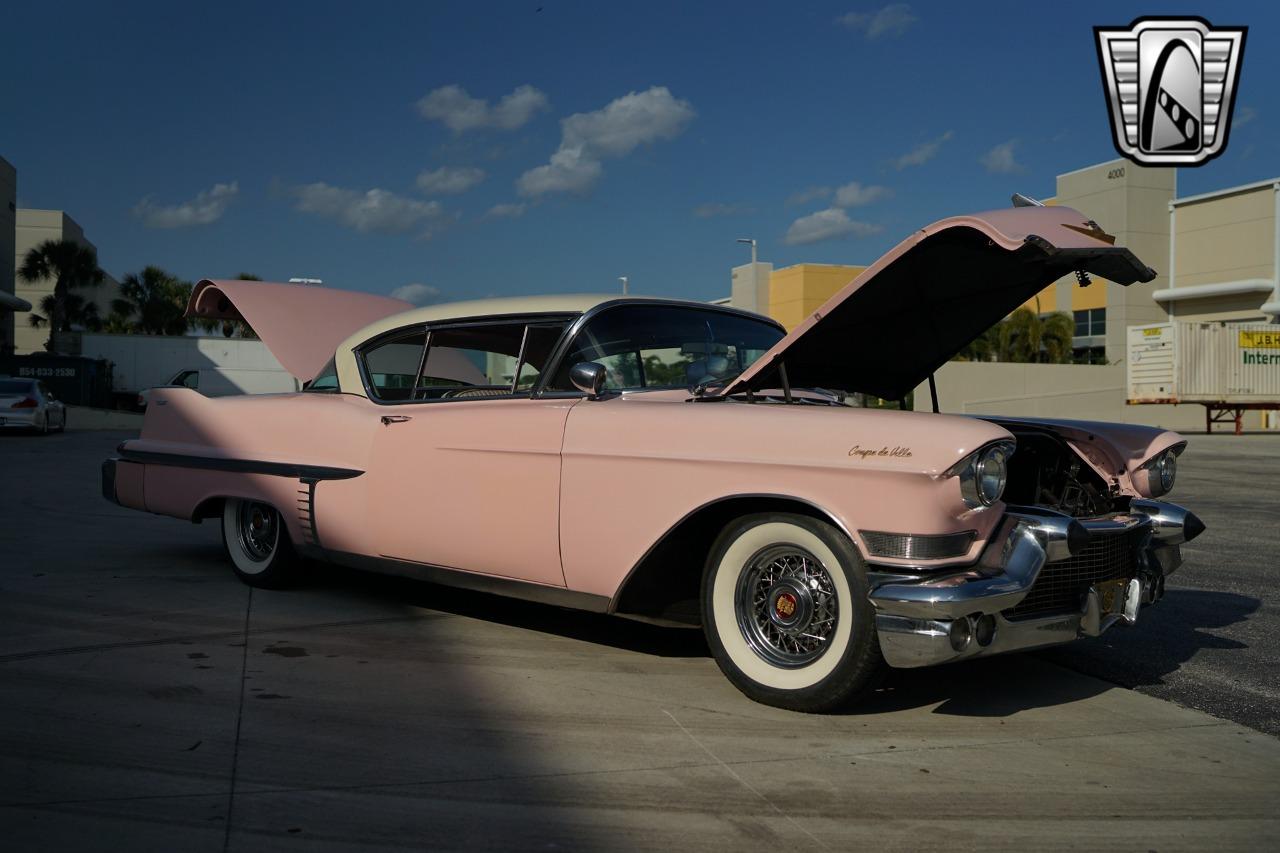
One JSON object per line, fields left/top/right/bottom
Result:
{"left": 869, "top": 501, "right": 1203, "bottom": 668}
{"left": 101, "top": 457, "right": 146, "bottom": 510}
{"left": 0, "top": 410, "right": 38, "bottom": 428}
{"left": 102, "top": 458, "right": 119, "bottom": 504}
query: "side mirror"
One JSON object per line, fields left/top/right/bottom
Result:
{"left": 569, "top": 362, "right": 608, "bottom": 399}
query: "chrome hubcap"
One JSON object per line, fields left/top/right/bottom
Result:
{"left": 735, "top": 545, "right": 839, "bottom": 667}
{"left": 238, "top": 501, "right": 277, "bottom": 562}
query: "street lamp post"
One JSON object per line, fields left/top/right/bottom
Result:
{"left": 736, "top": 237, "right": 757, "bottom": 265}
{"left": 619, "top": 276, "right": 629, "bottom": 295}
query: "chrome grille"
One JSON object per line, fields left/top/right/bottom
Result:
{"left": 860, "top": 529, "right": 976, "bottom": 560}
{"left": 1006, "top": 527, "right": 1142, "bottom": 620}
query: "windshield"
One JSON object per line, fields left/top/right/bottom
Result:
{"left": 550, "top": 304, "right": 783, "bottom": 392}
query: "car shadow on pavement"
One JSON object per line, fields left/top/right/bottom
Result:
{"left": 306, "top": 561, "right": 712, "bottom": 658}
{"left": 269, "top": 561, "right": 1260, "bottom": 716}
{"left": 1037, "top": 589, "right": 1260, "bottom": 689}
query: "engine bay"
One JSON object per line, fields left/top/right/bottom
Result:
{"left": 1000, "top": 427, "right": 1125, "bottom": 518}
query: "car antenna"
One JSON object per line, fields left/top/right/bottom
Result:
{"left": 928, "top": 373, "right": 939, "bottom": 413}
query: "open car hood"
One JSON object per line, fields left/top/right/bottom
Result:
{"left": 718, "top": 206, "right": 1156, "bottom": 401}
{"left": 186, "top": 280, "right": 412, "bottom": 382}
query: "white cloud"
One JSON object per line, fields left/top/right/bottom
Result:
{"left": 390, "top": 283, "right": 442, "bottom": 305}
{"left": 133, "top": 181, "right": 238, "bottom": 228}
{"left": 892, "top": 130, "right": 953, "bottom": 169}
{"left": 416, "top": 166, "right": 485, "bottom": 195}
{"left": 518, "top": 86, "right": 695, "bottom": 198}
{"left": 486, "top": 202, "right": 526, "bottom": 219}
{"left": 833, "top": 181, "right": 892, "bottom": 207}
{"left": 784, "top": 208, "right": 882, "bottom": 246}
{"left": 786, "top": 186, "right": 833, "bottom": 207}
{"left": 692, "top": 202, "right": 753, "bottom": 218}
{"left": 416, "top": 84, "right": 549, "bottom": 133}
{"left": 1232, "top": 105, "right": 1258, "bottom": 130}
{"left": 981, "top": 139, "right": 1026, "bottom": 174}
{"left": 517, "top": 146, "right": 604, "bottom": 197}
{"left": 838, "top": 4, "right": 919, "bottom": 39}
{"left": 291, "top": 182, "right": 444, "bottom": 235}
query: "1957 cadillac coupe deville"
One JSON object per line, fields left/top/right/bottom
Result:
{"left": 103, "top": 204, "right": 1204, "bottom": 712}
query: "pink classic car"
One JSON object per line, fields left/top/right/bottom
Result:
{"left": 102, "top": 204, "right": 1204, "bottom": 712}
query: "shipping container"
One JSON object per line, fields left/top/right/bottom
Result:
{"left": 1127, "top": 322, "right": 1280, "bottom": 431}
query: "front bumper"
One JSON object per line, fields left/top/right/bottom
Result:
{"left": 869, "top": 500, "right": 1203, "bottom": 668}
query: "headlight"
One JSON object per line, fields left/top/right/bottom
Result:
{"left": 946, "top": 440, "right": 1015, "bottom": 509}
{"left": 1157, "top": 451, "right": 1177, "bottom": 493}
{"left": 976, "top": 443, "right": 1011, "bottom": 505}
{"left": 1139, "top": 445, "right": 1182, "bottom": 498}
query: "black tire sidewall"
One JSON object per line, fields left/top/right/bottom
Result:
{"left": 702, "top": 512, "right": 883, "bottom": 712}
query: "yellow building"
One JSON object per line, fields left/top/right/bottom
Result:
{"left": 767, "top": 263, "right": 867, "bottom": 330}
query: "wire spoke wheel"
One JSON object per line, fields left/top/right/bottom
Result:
{"left": 236, "top": 500, "right": 279, "bottom": 563}
{"left": 735, "top": 544, "right": 839, "bottom": 668}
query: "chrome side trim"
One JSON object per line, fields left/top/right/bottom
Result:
{"left": 117, "top": 445, "right": 363, "bottom": 481}
{"left": 298, "top": 546, "right": 612, "bottom": 613}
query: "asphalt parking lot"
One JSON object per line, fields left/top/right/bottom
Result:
{"left": 2, "top": 429, "right": 1278, "bottom": 851}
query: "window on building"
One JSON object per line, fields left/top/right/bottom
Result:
{"left": 1073, "top": 308, "right": 1106, "bottom": 338}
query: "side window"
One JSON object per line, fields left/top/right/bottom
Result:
{"left": 514, "top": 324, "right": 568, "bottom": 391}
{"left": 416, "top": 322, "right": 566, "bottom": 400}
{"left": 306, "top": 357, "right": 341, "bottom": 392}
{"left": 550, "top": 305, "right": 784, "bottom": 391}
{"left": 362, "top": 329, "right": 427, "bottom": 401}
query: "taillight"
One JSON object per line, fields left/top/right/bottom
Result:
{"left": 11, "top": 397, "right": 38, "bottom": 409}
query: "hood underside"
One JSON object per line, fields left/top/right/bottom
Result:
{"left": 720, "top": 206, "right": 1156, "bottom": 401}
{"left": 186, "top": 280, "right": 412, "bottom": 382}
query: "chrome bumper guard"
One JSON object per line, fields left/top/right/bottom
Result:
{"left": 869, "top": 500, "right": 1203, "bottom": 668}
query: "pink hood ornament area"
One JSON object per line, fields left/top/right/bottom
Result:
{"left": 103, "top": 205, "right": 1202, "bottom": 713}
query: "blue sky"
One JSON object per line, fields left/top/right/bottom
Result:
{"left": 3, "top": 1, "right": 1276, "bottom": 305}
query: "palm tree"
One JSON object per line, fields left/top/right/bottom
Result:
{"left": 18, "top": 239, "right": 105, "bottom": 350}
{"left": 111, "top": 266, "right": 193, "bottom": 335}
{"left": 1002, "top": 308, "right": 1074, "bottom": 363}
{"left": 1040, "top": 312, "right": 1075, "bottom": 363}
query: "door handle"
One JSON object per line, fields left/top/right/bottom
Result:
{"left": 381, "top": 415, "right": 412, "bottom": 425}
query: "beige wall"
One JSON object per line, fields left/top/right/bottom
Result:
{"left": 1054, "top": 160, "right": 1175, "bottom": 359}
{"left": 0, "top": 158, "right": 15, "bottom": 354}
{"left": 1173, "top": 185, "right": 1276, "bottom": 288}
{"left": 768, "top": 263, "right": 866, "bottom": 330}
{"left": 729, "top": 261, "right": 773, "bottom": 317}
{"left": 913, "top": 361, "right": 1211, "bottom": 432}
{"left": 13, "top": 209, "right": 119, "bottom": 354}
{"left": 1163, "top": 183, "right": 1278, "bottom": 323}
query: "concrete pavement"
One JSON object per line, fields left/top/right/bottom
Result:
{"left": 1, "top": 430, "right": 1277, "bottom": 850}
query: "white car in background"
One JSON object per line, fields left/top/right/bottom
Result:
{"left": 0, "top": 377, "right": 66, "bottom": 434}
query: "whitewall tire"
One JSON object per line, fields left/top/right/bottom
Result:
{"left": 702, "top": 513, "right": 884, "bottom": 712}
{"left": 221, "top": 498, "right": 299, "bottom": 589}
